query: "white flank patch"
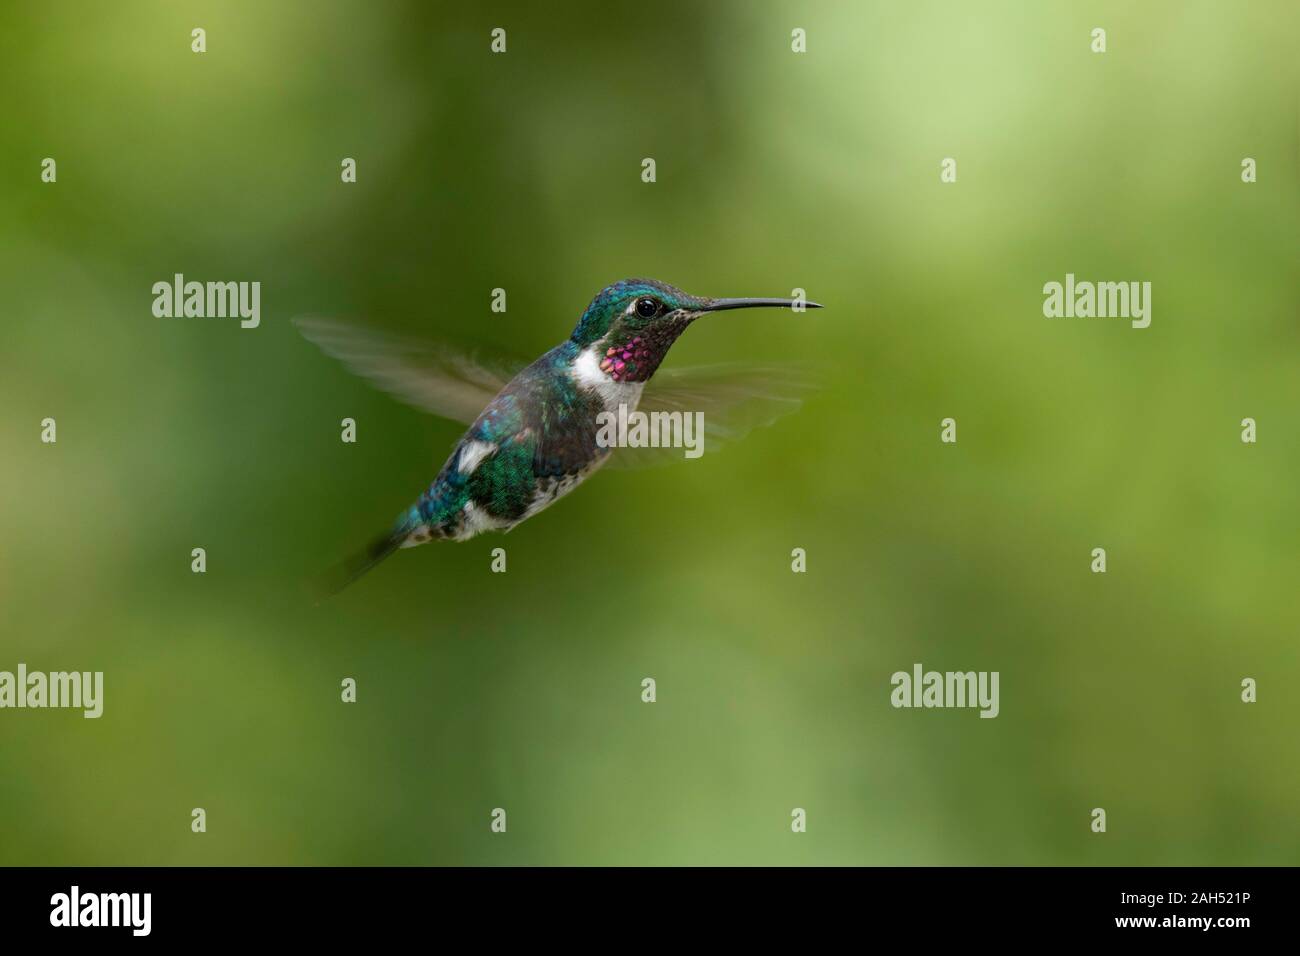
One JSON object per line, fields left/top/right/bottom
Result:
{"left": 455, "top": 500, "right": 508, "bottom": 540}
{"left": 457, "top": 439, "right": 496, "bottom": 475}
{"left": 573, "top": 346, "right": 645, "bottom": 412}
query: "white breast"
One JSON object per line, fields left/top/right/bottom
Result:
{"left": 572, "top": 346, "right": 645, "bottom": 414}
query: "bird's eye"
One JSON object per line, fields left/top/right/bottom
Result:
{"left": 634, "top": 297, "right": 660, "bottom": 319}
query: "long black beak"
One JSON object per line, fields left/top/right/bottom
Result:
{"left": 701, "top": 296, "right": 824, "bottom": 312}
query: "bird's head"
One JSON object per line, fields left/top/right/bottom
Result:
{"left": 570, "top": 278, "right": 820, "bottom": 383}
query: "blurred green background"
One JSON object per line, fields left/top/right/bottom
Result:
{"left": 1, "top": 0, "right": 1297, "bottom": 865}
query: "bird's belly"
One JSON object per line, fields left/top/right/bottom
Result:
{"left": 519, "top": 455, "right": 609, "bottom": 523}
{"left": 417, "top": 367, "right": 639, "bottom": 543}
{"left": 509, "top": 378, "right": 638, "bottom": 524}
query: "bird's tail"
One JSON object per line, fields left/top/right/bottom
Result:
{"left": 313, "top": 515, "right": 419, "bottom": 600}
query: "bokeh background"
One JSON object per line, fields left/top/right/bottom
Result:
{"left": 1, "top": 0, "right": 1296, "bottom": 865}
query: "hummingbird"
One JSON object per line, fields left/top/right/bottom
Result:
{"left": 296, "top": 278, "right": 821, "bottom": 591}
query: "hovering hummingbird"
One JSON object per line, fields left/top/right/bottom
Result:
{"left": 296, "top": 278, "right": 821, "bottom": 591}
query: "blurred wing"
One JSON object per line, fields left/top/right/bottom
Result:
{"left": 607, "top": 363, "right": 819, "bottom": 469}
{"left": 294, "top": 316, "right": 523, "bottom": 424}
